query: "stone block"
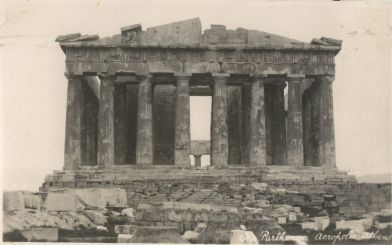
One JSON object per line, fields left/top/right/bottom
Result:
{"left": 182, "top": 230, "right": 200, "bottom": 243}
{"left": 115, "top": 225, "right": 137, "bottom": 234}
{"left": 311, "top": 216, "right": 330, "bottom": 231}
{"left": 138, "top": 203, "right": 152, "bottom": 209}
{"left": 24, "top": 195, "right": 41, "bottom": 210}
{"left": 278, "top": 216, "right": 287, "bottom": 224}
{"left": 84, "top": 210, "right": 107, "bottom": 225}
{"left": 380, "top": 208, "right": 392, "bottom": 217}
{"left": 72, "top": 188, "right": 127, "bottom": 208}
{"left": 46, "top": 192, "right": 84, "bottom": 211}
{"left": 161, "top": 202, "right": 175, "bottom": 209}
{"left": 194, "top": 223, "right": 207, "bottom": 233}
{"left": 230, "top": 230, "right": 259, "bottom": 244}
{"left": 118, "top": 234, "right": 134, "bottom": 243}
{"left": 122, "top": 208, "right": 135, "bottom": 217}
{"left": 301, "top": 222, "right": 318, "bottom": 230}
{"left": 336, "top": 219, "right": 372, "bottom": 232}
{"left": 288, "top": 212, "right": 297, "bottom": 221}
{"left": 20, "top": 228, "right": 58, "bottom": 242}
{"left": 293, "top": 206, "right": 301, "bottom": 213}
{"left": 256, "top": 199, "right": 270, "bottom": 208}
{"left": 3, "top": 191, "right": 25, "bottom": 211}
{"left": 251, "top": 183, "right": 271, "bottom": 192}
{"left": 167, "top": 210, "right": 183, "bottom": 222}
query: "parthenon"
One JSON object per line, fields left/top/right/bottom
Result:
{"left": 56, "top": 18, "right": 340, "bottom": 171}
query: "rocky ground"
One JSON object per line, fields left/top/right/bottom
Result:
{"left": 3, "top": 183, "right": 392, "bottom": 244}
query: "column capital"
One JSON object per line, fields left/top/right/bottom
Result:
{"left": 98, "top": 73, "right": 116, "bottom": 80}
{"left": 64, "top": 72, "right": 82, "bottom": 80}
{"left": 135, "top": 72, "right": 153, "bottom": 81}
{"left": 250, "top": 73, "right": 268, "bottom": 82}
{"left": 174, "top": 73, "right": 192, "bottom": 81}
{"left": 287, "top": 73, "right": 306, "bottom": 79}
{"left": 320, "top": 75, "right": 335, "bottom": 84}
{"left": 212, "top": 73, "right": 230, "bottom": 78}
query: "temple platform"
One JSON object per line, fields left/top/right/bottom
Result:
{"left": 41, "top": 166, "right": 356, "bottom": 191}
{"left": 40, "top": 166, "right": 391, "bottom": 218}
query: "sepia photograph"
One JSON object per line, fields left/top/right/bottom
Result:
{"left": 1, "top": 0, "right": 391, "bottom": 243}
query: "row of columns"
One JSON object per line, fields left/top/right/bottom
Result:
{"left": 64, "top": 72, "right": 336, "bottom": 170}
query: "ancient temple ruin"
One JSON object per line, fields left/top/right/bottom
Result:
{"left": 55, "top": 18, "right": 340, "bottom": 171}
{"left": 37, "top": 18, "right": 392, "bottom": 226}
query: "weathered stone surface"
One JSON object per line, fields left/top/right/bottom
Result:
{"left": 287, "top": 77, "right": 304, "bottom": 166}
{"left": 115, "top": 225, "right": 137, "bottom": 234}
{"left": 122, "top": 208, "right": 135, "bottom": 217}
{"left": 301, "top": 221, "right": 318, "bottom": 230}
{"left": 182, "top": 230, "right": 200, "bottom": 242}
{"left": 3, "top": 191, "right": 25, "bottom": 211}
{"left": 251, "top": 182, "right": 271, "bottom": 192}
{"left": 144, "top": 18, "right": 202, "bottom": 45}
{"left": 20, "top": 228, "right": 58, "bottom": 242}
{"left": 174, "top": 75, "right": 191, "bottom": 166}
{"left": 46, "top": 192, "right": 84, "bottom": 211}
{"left": 335, "top": 219, "right": 373, "bottom": 231}
{"left": 249, "top": 76, "right": 267, "bottom": 166}
{"left": 72, "top": 188, "right": 127, "bottom": 208}
{"left": 3, "top": 210, "right": 100, "bottom": 233}
{"left": 311, "top": 216, "right": 330, "bottom": 231}
{"left": 136, "top": 74, "right": 153, "bottom": 165}
{"left": 84, "top": 210, "right": 107, "bottom": 225}
{"left": 118, "top": 234, "right": 135, "bottom": 243}
{"left": 24, "top": 194, "right": 40, "bottom": 210}
{"left": 318, "top": 76, "right": 336, "bottom": 168}
{"left": 97, "top": 75, "right": 115, "bottom": 167}
{"left": 211, "top": 74, "right": 229, "bottom": 167}
{"left": 63, "top": 75, "right": 83, "bottom": 170}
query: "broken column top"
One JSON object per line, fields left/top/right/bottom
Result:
{"left": 56, "top": 17, "right": 342, "bottom": 51}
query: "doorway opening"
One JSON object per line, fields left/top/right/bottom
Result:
{"left": 190, "top": 96, "right": 211, "bottom": 167}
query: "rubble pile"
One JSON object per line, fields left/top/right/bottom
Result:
{"left": 4, "top": 182, "right": 392, "bottom": 243}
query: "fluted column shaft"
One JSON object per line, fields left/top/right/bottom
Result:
{"left": 136, "top": 74, "right": 154, "bottom": 165}
{"left": 64, "top": 74, "right": 83, "bottom": 170}
{"left": 97, "top": 74, "right": 115, "bottom": 167}
{"left": 249, "top": 75, "right": 267, "bottom": 166}
{"left": 211, "top": 74, "right": 229, "bottom": 168}
{"left": 319, "top": 75, "right": 336, "bottom": 169}
{"left": 174, "top": 74, "right": 191, "bottom": 167}
{"left": 287, "top": 76, "right": 304, "bottom": 166}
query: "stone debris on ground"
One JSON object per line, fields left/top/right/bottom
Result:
{"left": 335, "top": 218, "right": 373, "bottom": 232}
{"left": 3, "top": 184, "right": 392, "bottom": 243}
{"left": 19, "top": 227, "right": 58, "bottom": 242}
{"left": 121, "top": 207, "right": 135, "bottom": 217}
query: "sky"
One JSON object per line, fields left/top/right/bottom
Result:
{"left": 1, "top": 0, "right": 391, "bottom": 191}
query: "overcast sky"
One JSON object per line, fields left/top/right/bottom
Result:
{"left": 1, "top": 0, "right": 391, "bottom": 191}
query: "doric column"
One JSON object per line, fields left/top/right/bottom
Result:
{"left": 286, "top": 74, "right": 305, "bottom": 166}
{"left": 114, "top": 84, "right": 128, "bottom": 165}
{"left": 136, "top": 73, "right": 153, "bottom": 165}
{"left": 64, "top": 73, "right": 83, "bottom": 170}
{"left": 249, "top": 74, "right": 267, "bottom": 166}
{"left": 302, "top": 88, "right": 312, "bottom": 166}
{"left": 319, "top": 75, "right": 336, "bottom": 169}
{"left": 174, "top": 73, "right": 191, "bottom": 167}
{"left": 211, "top": 73, "right": 229, "bottom": 168}
{"left": 97, "top": 74, "right": 115, "bottom": 167}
